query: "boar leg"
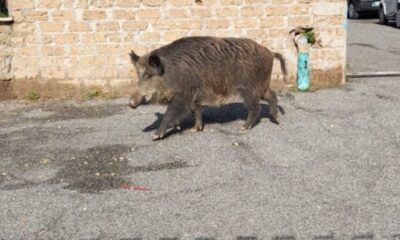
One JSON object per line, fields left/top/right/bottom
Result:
{"left": 241, "top": 91, "right": 261, "bottom": 130}
{"left": 153, "top": 96, "right": 191, "bottom": 140}
{"left": 264, "top": 89, "right": 279, "bottom": 124}
{"left": 191, "top": 105, "right": 203, "bottom": 132}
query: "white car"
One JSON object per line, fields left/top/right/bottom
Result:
{"left": 379, "top": 0, "right": 400, "bottom": 27}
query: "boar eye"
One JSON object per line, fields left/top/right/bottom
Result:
{"left": 143, "top": 73, "right": 153, "bottom": 79}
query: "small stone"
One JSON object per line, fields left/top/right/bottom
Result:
{"left": 111, "top": 173, "right": 115, "bottom": 176}
{"left": 284, "top": 92, "right": 295, "bottom": 100}
{"left": 233, "top": 142, "right": 239, "bottom": 147}
{"left": 84, "top": 161, "right": 88, "bottom": 165}
{"left": 96, "top": 172, "right": 100, "bottom": 176}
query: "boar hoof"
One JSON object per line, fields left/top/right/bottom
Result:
{"left": 270, "top": 117, "right": 280, "bottom": 125}
{"left": 152, "top": 134, "right": 164, "bottom": 141}
{"left": 241, "top": 124, "right": 252, "bottom": 130}
{"left": 190, "top": 127, "right": 201, "bottom": 133}
{"left": 190, "top": 124, "right": 203, "bottom": 132}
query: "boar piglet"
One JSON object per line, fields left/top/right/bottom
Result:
{"left": 129, "top": 36, "right": 287, "bottom": 140}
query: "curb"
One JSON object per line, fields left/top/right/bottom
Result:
{"left": 346, "top": 72, "right": 400, "bottom": 78}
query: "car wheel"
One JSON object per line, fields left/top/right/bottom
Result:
{"left": 396, "top": 10, "right": 400, "bottom": 28}
{"left": 348, "top": 2, "right": 359, "bottom": 19}
{"left": 379, "top": 6, "right": 387, "bottom": 24}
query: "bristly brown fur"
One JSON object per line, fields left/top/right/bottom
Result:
{"left": 129, "top": 36, "right": 287, "bottom": 140}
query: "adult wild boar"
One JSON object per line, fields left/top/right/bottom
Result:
{"left": 129, "top": 36, "right": 287, "bottom": 140}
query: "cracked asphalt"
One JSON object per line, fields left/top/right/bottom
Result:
{"left": 1, "top": 76, "right": 400, "bottom": 239}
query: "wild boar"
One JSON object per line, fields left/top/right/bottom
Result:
{"left": 129, "top": 36, "right": 287, "bottom": 140}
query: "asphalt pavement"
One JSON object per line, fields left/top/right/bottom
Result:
{"left": 347, "top": 19, "right": 400, "bottom": 73}
{"left": 1, "top": 76, "right": 400, "bottom": 239}
{"left": 1, "top": 20, "right": 400, "bottom": 239}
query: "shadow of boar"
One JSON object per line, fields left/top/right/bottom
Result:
{"left": 129, "top": 36, "right": 287, "bottom": 140}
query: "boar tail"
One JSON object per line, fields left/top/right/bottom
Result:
{"left": 273, "top": 53, "right": 288, "bottom": 83}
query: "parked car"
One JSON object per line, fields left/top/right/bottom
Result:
{"left": 348, "top": 0, "right": 381, "bottom": 19}
{"left": 379, "top": 0, "right": 400, "bottom": 27}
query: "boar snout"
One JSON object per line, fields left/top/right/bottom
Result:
{"left": 128, "top": 98, "right": 140, "bottom": 109}
{"left": 129, "top": 91, "right": 146, "bottom": 109}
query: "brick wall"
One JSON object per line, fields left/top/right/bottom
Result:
{"left": 6, "top": 0, "right": 347, "bottom": 99}
{"left": 0, "top": 24, "right": 12, "bottom": 78}
{"left": 0, "top": 19, "right": 13, "bottom": 99}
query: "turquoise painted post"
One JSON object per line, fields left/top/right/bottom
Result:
{"left": 297, "top": 52, "right": 310, "bottom": 91}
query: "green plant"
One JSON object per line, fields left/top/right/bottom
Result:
{"left": 27, "top": 91, "right": 40, "bottom": 101}
{"left": 0, "top": 11, "right": 8, "bottom": 18}
{"left": 287, "top": 86, "right": 298, "bottom": 93}
{"left": 105, "top": 90, "right": 120, "bottom": 99}
{"left": 301, "top": 30, "right": 316, "bottom": 45}
{"left": 86, "top": 90, "right": 101, "bottom": 100}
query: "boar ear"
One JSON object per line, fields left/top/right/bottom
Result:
{"left": 148, "top": 54, "right": 164, "bottom": 75}
{"left": 129, "top": 51, "right": 140, "bottom": 63}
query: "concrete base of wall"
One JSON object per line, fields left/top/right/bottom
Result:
{"left": 0, "top": 79, "right": 15, "bottom": 100}
{"left": 8, "top": 78, "right": 135, "bottom": 100}
{"left": 311, "top": 67, "right": 344, "bottom": 89}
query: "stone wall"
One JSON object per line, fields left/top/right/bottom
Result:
{"left": 5, "top": 0, "right": 347, "bottom": 99}
{"left": 0, "top": 19, "right": 13, "bottom": 99}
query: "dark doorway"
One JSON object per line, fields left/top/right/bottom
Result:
{"left": 0, "top": 0, "right": 8, "bottom": 18}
